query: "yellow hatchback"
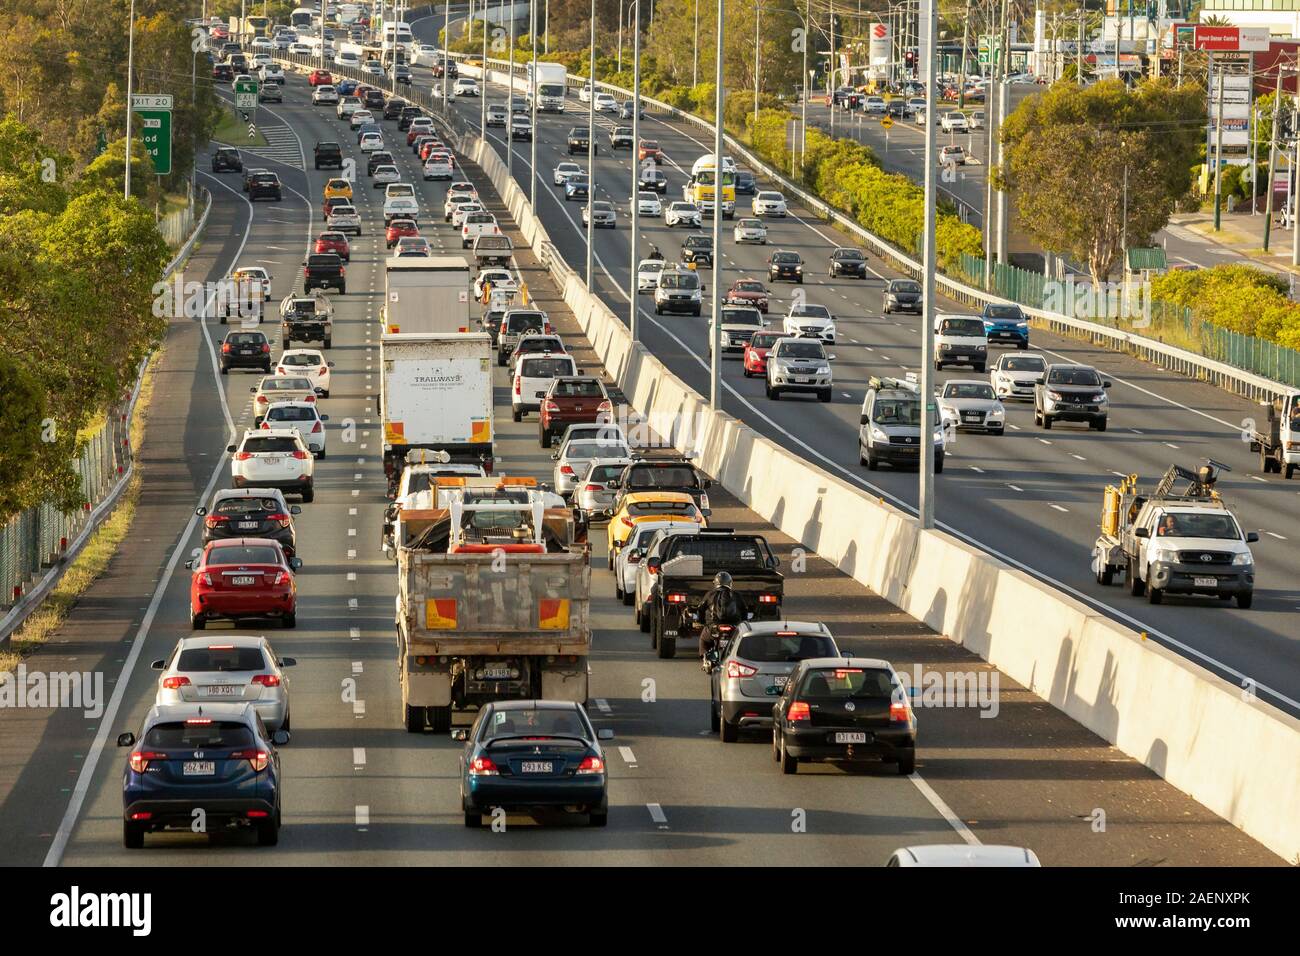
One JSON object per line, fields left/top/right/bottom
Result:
{"left": 323, "top": 178, "right": 353, "bottom": 201}
{"left": 605, "top": 492, "right": 706, "bottom": 566}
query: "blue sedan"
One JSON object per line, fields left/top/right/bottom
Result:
{"left": 117, "top": 702, "right": 289, "bottom": 848}
{"left": 457, "top": 700, "right": 613, "bottom": 827}
{"left": 337, "top": 78, "right": 359, "bottom": 96}
{"left": 563, "top": 176, "right": 590, "bottom": 202}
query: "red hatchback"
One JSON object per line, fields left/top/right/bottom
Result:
{"left": 188, "top": 539, "right": 301, "bottom": 630}
{"left": 418, "top": 139, "right": 443, "bottom": 161}
{"left": 322, "top": 196, "right": 350, "bottom": 218}
{"left": 743, "top": 330, "right": 781, "bottom": 378}
{"left": 314, "top": 231, "right": 351, "bottom": 261}
{"left": 539, "top": 376, "right": 612, "bottom": 447}
{"left": 385, "top": 218, "right": 419, "bottom": 248}
{"left": 309, "top": 69, "right": 333, "bottom": 86}
{"left": 725, "top": 278, "right": 771, "bottom": 314}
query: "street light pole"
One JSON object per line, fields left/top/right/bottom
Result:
{"left": 125, "top": 0, "right": 136, "bottom": 200}
{"left": 919, "top": 0, "right": 937, "bottom": 528}
{"left": 480, "top": 2, "right": 487, "bottom": 139}
{"left": 710, "top": 0, "right": 725, "bottom": 410}
{"left": 531, "top": 0, "right": 539, "bottom": 207}
{"left": 1264, "top": 65, "right": 1282, "bottom": 252}
{"left": 694, "top": 0, "right": 700, "bottom": 87}
{"left": 800, "top": 0, "right": 809, "bottom": 171}
{"left": 1213, "top": 68, "right": 1225, "bottom": 231}
{"left": 754, "top": 2, "right": 760, "bottom": 125}
{"left": 630, "top": 0, "right": 642, "bottom": 341}
{"left": 507, "top": 6, "right": 515, "bottom": 176}
{"left": 443, "top": 0, "right": 450, "bottom": 110}
{"left": 618, "top": 0, "right": 624, "bottom": 73}
{"left": 586, "top": 0, "right": 596, "bottom": 287}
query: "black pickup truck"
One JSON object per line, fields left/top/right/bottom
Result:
{"left": 314, "top": 141, "right": 344, "bottom": 170}
{"left": 567, "top": 127, "right": 598, "bottom": 155}
{"left": 609, "top": 457, "right": 713, "bottom": 519}
{"left": 280, "top": 293, "right": 334, "bottom": 348}
{"left": 303, "top": 253, "right": 346, "bottom": 296}
{"left": 645, "top": 530, "right": 783, "bottom": 658}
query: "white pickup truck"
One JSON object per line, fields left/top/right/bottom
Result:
{"left": 460, "top": 211, "right": 500, "bottom": 248}
{"left": 383, "top": 183, "right": 420, "bottom": 223}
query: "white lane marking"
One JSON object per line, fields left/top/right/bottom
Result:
{"left": 908, "top": 774, "right": 981, "bottom": 846}
{"left": 1164, "top": 442, "right": 1180, "bottom": 450}
{"left": 618, "top": 746, "right": 637, "bottom": 765}
{"left": 353, "top": 699, "right": 366, "bottom": 716}
{"left": 347, "top": 572, "right": 357, "bottom": 581}
{"left": 1266, "top": 531, "right": 1286, "bottom": 540}
{"left": 348, "top": 598, "right": 359, "bottom": 610}
{"left": 1050, "top": 504, "right": 1069, "bottom": 512}
{"left": 969, "top": 466, "right": 984, "bottom": 473}
{"left": 647, "top": 802, "right": 668, "bottom": 825}
{"left": 1007, "top": 484, "right": 1023, "bottom": 492}
{"left": 356, "top": 805, "right": 370, "bottom": 827}
{"left": 348, "top": 549, "right": 356, "bottom": 558}
{"left": 350, "top": 627, "right": 361, "bottom": 639}
{"left": 353, "top": 748, "right": 366, "bottom": 767}
{"left": 1037, "top": 438, "right": 1052, "bottom": 445}
{"left": 352, "top": 661, "right": 364, "bottom": 675}
{"left": 1071, "top": 454, "right": 1086, "bottom": 461}
{"left": 1250, "top": 475, "right": 1267, "bottom": 483}
{"left": 593, "top": 697, "right": 611, "bottom": 713}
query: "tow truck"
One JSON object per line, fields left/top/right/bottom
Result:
{"left": 1091, "top": 460, "right": 1258, "bottom": 609}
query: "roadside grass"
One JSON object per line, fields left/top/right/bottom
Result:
{"left": 0, "top": 352, "right": 160, "bottom": 675}
{"left": 213, "top": 104, "right": 269, "bottom": 147}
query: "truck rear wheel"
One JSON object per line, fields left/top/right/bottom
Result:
{"left": 654, "top": 615, "right": 676, "bottom": 658}
{"left": 1287, "top": 463, "right": 1297, "bottom": 480}
{"left": 428, "top": 705, "right": 452, "bottom": 733}
{"left": 404, "top": 704, "right": 426, "bottom": 733}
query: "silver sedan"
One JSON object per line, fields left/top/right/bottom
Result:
{"left": 152, "top": 635, "right": 297, "bottom": 732}
{"left": 552, "top": 439, "right": 631, "bottom": 496}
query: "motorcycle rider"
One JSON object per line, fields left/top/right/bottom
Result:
{"left": 700, "top": 571, "right": 745, "bottom": 664}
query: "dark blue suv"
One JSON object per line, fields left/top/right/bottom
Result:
{"left": 981, "top": 303, "right": 1030, "bottom": 349}
{"left": 117, "top": 702, "right": 288, "bottom": 848}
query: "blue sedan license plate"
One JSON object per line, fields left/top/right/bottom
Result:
{"left": 521, "top": 761, "right": 553, "bottom": 774}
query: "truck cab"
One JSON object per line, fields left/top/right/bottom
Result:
{"left": 1250, "top": 391, "right": 1300, "bottom": 478}
{"left": 1127, "top": 500, "right": 1257, "bottom": 608}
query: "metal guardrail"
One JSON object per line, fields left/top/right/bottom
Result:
{"left": 450, "top": 50, "right": 1297, "bottom": 405}
{"left": 0, "top": 187, "right": 213, "bottom": 643}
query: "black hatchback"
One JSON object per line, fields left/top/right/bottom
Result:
{"left": 384, "top": 98, "right": 407, "bottom": 120}
{"left": 211, "top": 146, "right": 242, "bottom": 173}
{"left": 248, "top": 172, "right": 282, "bottom": 201}
{"left": 398, "top": 106, "right": 421, "bottom": 130}
{"left": 828, "top": 247, "right": 867, "bottom": 278}
{"left": 220, "top": 330, "right": 272, "bottom": 373}
{"left": 768, "top": 250, "right": 804, "bottom": 283}
{"left": 734, "top": 170, "right": 757, "bottom": 196}
{"left": 197, "top": 488, "right": 301, "bottom": 556}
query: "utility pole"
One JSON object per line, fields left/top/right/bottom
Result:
{"left": 1263, "top": 65, "right": 1284, "bottom": 252}
{"left": 630, "top": 0, "right": 642, "bottom": 341}
{"left": 507, "top": 7, "right": 515, "bottom": 175}
{"left": 618, "top": 0, "right": 624, "bottom": 73}
{"left": 530, "top": 0, "right": 539, "bottom": 208}
{"left": 125, "top": 0, "right": 136, "bottom": 200}
{"left": 1213, "top": 68, "right": 1225, "bottom": 231}
{"left": 919, "top": 0, "right": 937, "bottom": 527}
{"left": 694, "top": 0, "right": 700, "bottom": 87}
{"left": 545, "top": 0, "right": 550, "bottom": 52}
{"left": 480, "top": 1, "right": 487, "bottom": 139}
{"left": 1077, "top": 3, "right": 1083, "bottom": 86}
{"left": 801, "top": 0, "right": 809, "bottom": 171}
{"left": 958, "top": 0, "right": 970, "bottom": 109}
{"left": 754, "top": 3, "right": 760, "bottom": 125}
{"left": 586, "top": 2, "right": 596, "bottom": 287}
{"left": 443, "top": 0, "right": 450, "bottom": 110}
{"left": 1292, "top": 93, "right": 1300, "bottom": 265}
{"left": 994, "top": 0, "right": 1010, "bottom": 265}
{"left": 829, "top": 1, "right": 836, "bottom": 139}
{"left": 710, "top": 0, "right": 725, "bottom": 410}
{"left": 1249, "top": 52, "right": 1256, "bottom": 215}
{"left": 982, "top": 1, "right": 999, "bottom": 285}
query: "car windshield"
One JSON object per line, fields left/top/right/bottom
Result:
{"left": 985, "top": 305, "right": 1023, "bottom": 319}
{"left": 263, "top": 378, "right": 311, "bottom": 391}
{"left": 939, "top": 318, "right": 986, "bottom": 336}
{"left": 660, "top": 273, "right": 699, "bottom": 290}
{"left": 206, "top": 544, "right": 283, "bottom": 565}
{"left": 280, "top": 353, "right": 320, "bottom": 366}
{"left": 640, "top": 261, "right": 665, "bottom": 273}
{"left": 1154, "top": 513, "right": 1242, "bottom": 540}
{"left": 750, "top": 333, "right": 779, "bottom": 348}
{"left": 737, "top": 633, "right": 836, "bottom": 663}
{"left": 1047, "top": 367, "right": 1102, "bottom": 386}
{"left": 873, "top": 398, "right": 922, "bottom": 425}
{"left": 505, "top": 312, "right": 546, "bottom": 331}
{"left": 569, "top": 176, "right": 589, "bottom": 186}
{"left": 176, "top": 646, "right": 268, "bottom": 672}
{"left": 627, "top": 465, "right": 700, "bottom": 489}
{"left": 758, "top": 192, "right": 783, "bottom": 201}
{"left": 266, "top": 406, "right": 317, "bottom": 423}
{"left": 667, "top": 537, "right": 768, "bottom": 567}
{"left": 722, "top": 308, "right": 762, "bottom": 326}
{"left": 227, "top": 333, "right": 266, "bottom": 346}
{"left": 735, "top": 281, "right": 765, "bottom": 292}
{"left": 551, "top": 379, "right": 603, "bottom": 397}
{"left": 776, "top": 341, "right": 825, "bottom": 359}
{"left": 482, "top": 707, "right": 589, "bottom": 741}
{"left": 945, "top": 383, "right": 995, "bottom": 400}
{"left": 685, "top": 236, "right": 712, "bottom": 248}
{"left": 791, "top": 305, "right": 831, "bottom": 319}
{"left": 521, "top": 358, "right": 575, "bottom": 377}
{"left": 1002, "top": 356, "right": 1045, "bottom": 372}
{"left": 145, "top": 721, "right": 255, "bottom": 749}
{"left": 835, "top": 249, "right": 864, "bottom": 260}
{"left": 586, "top": 463, "right": 627, "bottom": 484}
{"left": 797, "top": 667, "right": 897, "bottom": 701}
{"left": 214, "top": 496, "right": 280, "bottom": 515}
{"left": 774, "top": 253, "right": 800, "bottom": 263}
{"left": 891, "top": 280, "right": 921, "bottom": 293}
{"left": 628, "top": 500, "right": 698, "bottom": 517}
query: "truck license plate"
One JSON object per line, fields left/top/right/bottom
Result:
{"left": 1193, "top": 577, "right": 1218, "bottom": 588}
{"left": 481, "top": 667, "right": 511, "bottom": 680}
{"left": 521, "top": 761, "right": 553, "bottom": 774}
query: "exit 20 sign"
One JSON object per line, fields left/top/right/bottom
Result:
{"left": 132, "top": 93, "right": 173, "bottom": 176}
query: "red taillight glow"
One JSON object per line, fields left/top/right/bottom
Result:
{"left": 560, "top": 465, "right": 574, "bottom": 476}
{"left": 162, "top": 676, "right": 191, "bottom": 690}
{"left": 666, "top": 592, "right": 687, "bottom": 604}
{"left": 576, "top": 755, "right": 605, "bottom": 775}
{"left": 204, "top": 515, "right": 228, "bottom": 527}
{"left": 583, "top": 484, "right": 601, "bottom": 493}
{"left": 261, "top": 344, "right": 271, "bottom": 353}
{"left": 304, "top": 395, "right": 316, "bottom": 403}
{"left": 542, "top": 400, "right": 560, "bottom": 414}
{"left": 726, "top": 660, "right": 757, "bottom": 679}
{"left": 758, "top": 593, "right": 779, "bottom": 604}
{"left": 186, "top": 718, "right": 212, "bottom": 725}
{"left": 312, "top": 421, "right": 322, "bottom": 432}
{"left": 235, "top": 452, "right": 252, "bottom": 460}
{"left": 129, "top": 751, "right": 165, "bottom": 773}
{"left": 222, "top": 343, "right": 232, "bottom": 353}
{"left": 513, "top": 377, "right": 521, "bottom": 394}
{"left": 787, "top": 701, "right": 811, "bottom": 722}
{"left": 890, "top": 699, "right": 911, "bottom": 723}
{"left": 231, "top": 749, "right": 270, "bottom": 772}
{"left": 597, "top": 399, "right": 612, "bottom": 414}
{"left": 251, "top": 674, "right": 281, "bottom": 687}
{"left": 291, "top": 450, "right": 309, "bottom": 460}
{"left": 468, "top": 756, "right": 499, "bottom": 776}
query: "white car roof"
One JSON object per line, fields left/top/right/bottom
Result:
{"left": 177, "top": 634, "right": 268, "bottom": 650}
{"left": 244, "top": 427, "right": 305, "bottom": 439}
{"left": 890, "top": 845, "right": 1041, "bottom": 867}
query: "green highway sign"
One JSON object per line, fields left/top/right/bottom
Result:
{"left": 132, "top": 94, "right": 172, "bottom": 176}
{"left": 234, "top": 78, "right": 258, "bottom": 110}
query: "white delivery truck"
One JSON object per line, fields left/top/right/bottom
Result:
{"left": 382, "top": 256, "right": 473, "bottom": 334}
{"left": 379, "top": 332, "right": 494, "bottom": 494}
{"left": 527, "top": 62, "right": 567, "bottom": 112}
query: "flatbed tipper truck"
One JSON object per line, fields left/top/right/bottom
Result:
{"left": 395, "top": 485, "right": 591, "bottom": 732}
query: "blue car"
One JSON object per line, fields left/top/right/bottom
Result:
{"left": 457, "top": 699, "right": 613, "bottom": 827}
{"left": 337, "top": 78, "right": 359, "bottom": 96}
{"left": 981, "top": 303, "right": 1030, "bottom": 349}
{"left": 564, "top": 176, "right": 590, "bottom": 201}
{"left": 117, "top": 702, "right": 288, "bottom": 848}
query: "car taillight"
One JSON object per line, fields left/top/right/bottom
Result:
{"left": 204, "top": 515, "right": 229, "bottom": 527}
{"left": 267, "top": 512, "right": 290, "bottom": 524}
{"left": 890, "top": 699, "right": 911, "bottom": 723}
{"left": 304, "top": 395, "right": 316, "bottom": 403}
{"left": 251, "top": 674, "right": 281, "bottom": 687}
{"left": 261, "top": 344, "right": 271, "bottom": 353}
{"left": 256, "top": 395, "right": 268, "bottom": 404}
{"left": 620, "top": 516, "right": 634, "bottom": 529}
{"left": 311, "top": 420, "right": 323, "bottom": 433}
{"left": 231, "top": 749, "right": 270, "bottom": 772}
{"left": 222, "top": 343, "right": 232, "bottom": 353}
{"left": 560, "top": 465, "right": 574, "bottom": 476}
{"left": 787, "top": 701, "right": 811, "bottom": 722}
{"left": 758, "top": 593, "right": 778, "bottom": 604}
{"left": 666, "top": 592, "right": 687, "bottom": 604}
{"left": 597, "top": 399, "right": 612, "bottom": 414}
{"left": 583, "top": 484, "right": 602, "bottom": 493}
{"left": 726, "top": 660, "right": 757, "bottom": 679}
{"left": 543, "top": 400, "right": 560, "bottom": 414}
{"left": 576, "top": 755, "right": 605, "bottom": 775}
{"left": 468, "top": 756, "right": 499, "bottom": 776}
{"left": 129, "top": 751, "right": 166, "bottom": 773}
{"left": 198, "top": 572, "right": 213, "bottom": 586}
{"left": 513, "top": 377, "right": 521, "bottom": 394}
{"left": 276, "top": 366, "right": 286, "bottom": 375}
{"left": 291, "top": 450, "right": 309, "bottom": 459}
{"left": 162, "top": 676, "right": 191, "bottom": 690}
{"left": 235, "top": 451, "right": 252, "bottom": 460}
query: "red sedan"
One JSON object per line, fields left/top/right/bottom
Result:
{"left": 407, "top": 125, "right": 433, "bottom": 146}
{"left": 314, "top": 231, "right": 351, "bottom": 261}
{"left": 418, "top": 139, "right": 444, "bottom": 161}
{"left": 188, "top": 538, "right": 301, "bottom": 630}
{"left": 386, "top": 218, "right": 419, "bottom": 248}
{"left": 743, "top": 329, "right": 781, "bottom": 378}
{"left": 308, "top": 69, "right": 333, "bottom": 86}
{"left": 725, "top": 278, "right": 771, "bottom": 314}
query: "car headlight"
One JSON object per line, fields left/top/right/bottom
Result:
{"left": 1047, "top": 390, "right": 1063, "bottom": 401}
{"left": 1151, "top": 548, "right": 1179, "bottom": 565}
{"left": 976, "top": 344, "right": 987, "bottom": 351}
{"left": 871, "top": 426, "right": 888, "bottom": 442}
{"left": 1091, "top": 393, "right": 1107, "bottom": 403}
{"left": 814, "top": 365, "right": 830, "bottom": 375}
{"left": 795, "top": 265, "right": 803, "bottom": 272}
{"left": 1232, "top": 551, "right": 1253, "bottom": 567}
{"left": 1016, "top": 321, "right": 1028, "bottom": 328}
{"left": 987, "top": 407, "right": 1004, "bottom": 418}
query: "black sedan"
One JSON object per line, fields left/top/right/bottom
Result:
{"left": 768, "top": 250, "right": 804, "bottom": 283}
{"left": 197, "top": 488, "right": 301, "bottom": 557}
{"left": 457, "top": 700, "right": 613, "bottom": 827}
{"left": 829, "top": 247, "right": 868, "bottom": 278}
{"left": 772, "top": 658, "right": 916, "bottom": 775}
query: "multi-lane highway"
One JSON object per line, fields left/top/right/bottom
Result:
{"left": 406, "top": 45, "right": 1300, "bottom": 719}
{"left": 0, "top": 61, "right": 1281, "bottom": 867}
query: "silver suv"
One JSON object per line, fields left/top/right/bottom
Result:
{"left": 707, "top": 621, "right": 840, "bottom": 741}
{"left": 764, "top": 336, "right": 832, "bottom": 402}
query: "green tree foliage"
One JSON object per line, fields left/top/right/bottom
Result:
{"left": 0, "top": 354, "right": 46, "bottom": 519}
{"left": 999, "top": 77, "right": 1205, "bottom": 282}
{"left": 1150, "top": 263, "right": 1300, "bottom": 349}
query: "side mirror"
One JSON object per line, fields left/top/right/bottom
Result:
{"left": 596, "top": 728, "right": 615, "bottom": 740}
{"left": 290, "top": 505, "right": 302, "bottom": 515}
{"left": 647, "top": 557, "right": 662, "bottom": 572}
{"left": 279, "top": 657, "right": 298, "bottom": 667}
{"left": 150, "top": 659, "right": 166, "bottom": 670}
{"left": 249, "top": 386, "right": 258, "bottom": 394}
{"left": 1133, "top": 527, "right": 1150, "bottom": 539}
{"left": 551, "top": 452, "right": 560, "bottom": 460}
{"left": 1246, "top": 532, "right": 1259, "bottom": 543}
{"left": 703, "top": 478, "right": 713, "bottom": 489}
{"left": 1103, "top": 381, "right": 1112, "bottom": 389}
{"left": 117, "top": 732, "right": 136, "bottom": 748}
{"left": 272, "top": 730, "right": 291, "bottom": 746}
{"left": 450, "top": 728, "right": 469, "bottom": 741}
{"left": 859, "top": 414, "right": 869, "bottom": 425}
{"left": 184, "top": 560, "right": 195, "bottom": 570}
{"left": 1035, "top": 377, "right": 1045, "bottom": 385}
{"left": 613, "top": 539, "right": 625, "bottom": 548}
{"left": 195, "top": 506, "right": 208, "bottom": 517}
{"left": 767, "top": 555, "right": 780, "bottom": 570}
{"left": 828, "top": 354, "right": 837, "bottom": 361}
{"left": 320, "top": 415, "right": 330, "bottom": 421}
{"left": 289, "top": 557, "right": 304, "bottom": 570}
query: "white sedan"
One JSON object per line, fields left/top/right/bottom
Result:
{"left": 312, "top": 85, "right": 339, "bottom": 105}
{"left": 593, "top": 92, "right": 618, "bottom": 113}
{"left": 359, "top": 131, "right": 384, "bottom": 152}
{"left": 665, "top": 201, "right": 702, "bottom": 227}
{"left": 276, "top": 348, "right": 335, "bottom": 397}
{"left": 636, "top": 259, "right": 666, "bottom": 293}
{"left": 632, "top": 191, "right": 662, "bottom": 217}
{"left": 454, "top": 77, "right": 479, "bottom": 96}
{"left": 578, "top": 84, "right": 593, "bottom": 103}
{"left": 372, "top": 164, "right": 402, "bottom": 186}
{"left": 553, "top": 161, "right": 583, "bottom": 186}
{"left": 782, "top": 304, "right": 836, "bottom": 344}
{"left": 474, "top": 268, "right": 516, "bottom": 300}
{"left": 733, "top": 218, "right": 767, "bottom": 244}
{"left": 752, "top": 191, "right": 788, "bottom": 217}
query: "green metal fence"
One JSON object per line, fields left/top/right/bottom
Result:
{"left": 955, "top": 254, "right": 1300, "bottom": 389}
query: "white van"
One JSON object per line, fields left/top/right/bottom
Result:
{"left": 933, "top": 313, "right": 989, "bottom": 372}
{"left": 511, "top": 351, "right": 580, "bottom": 421}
